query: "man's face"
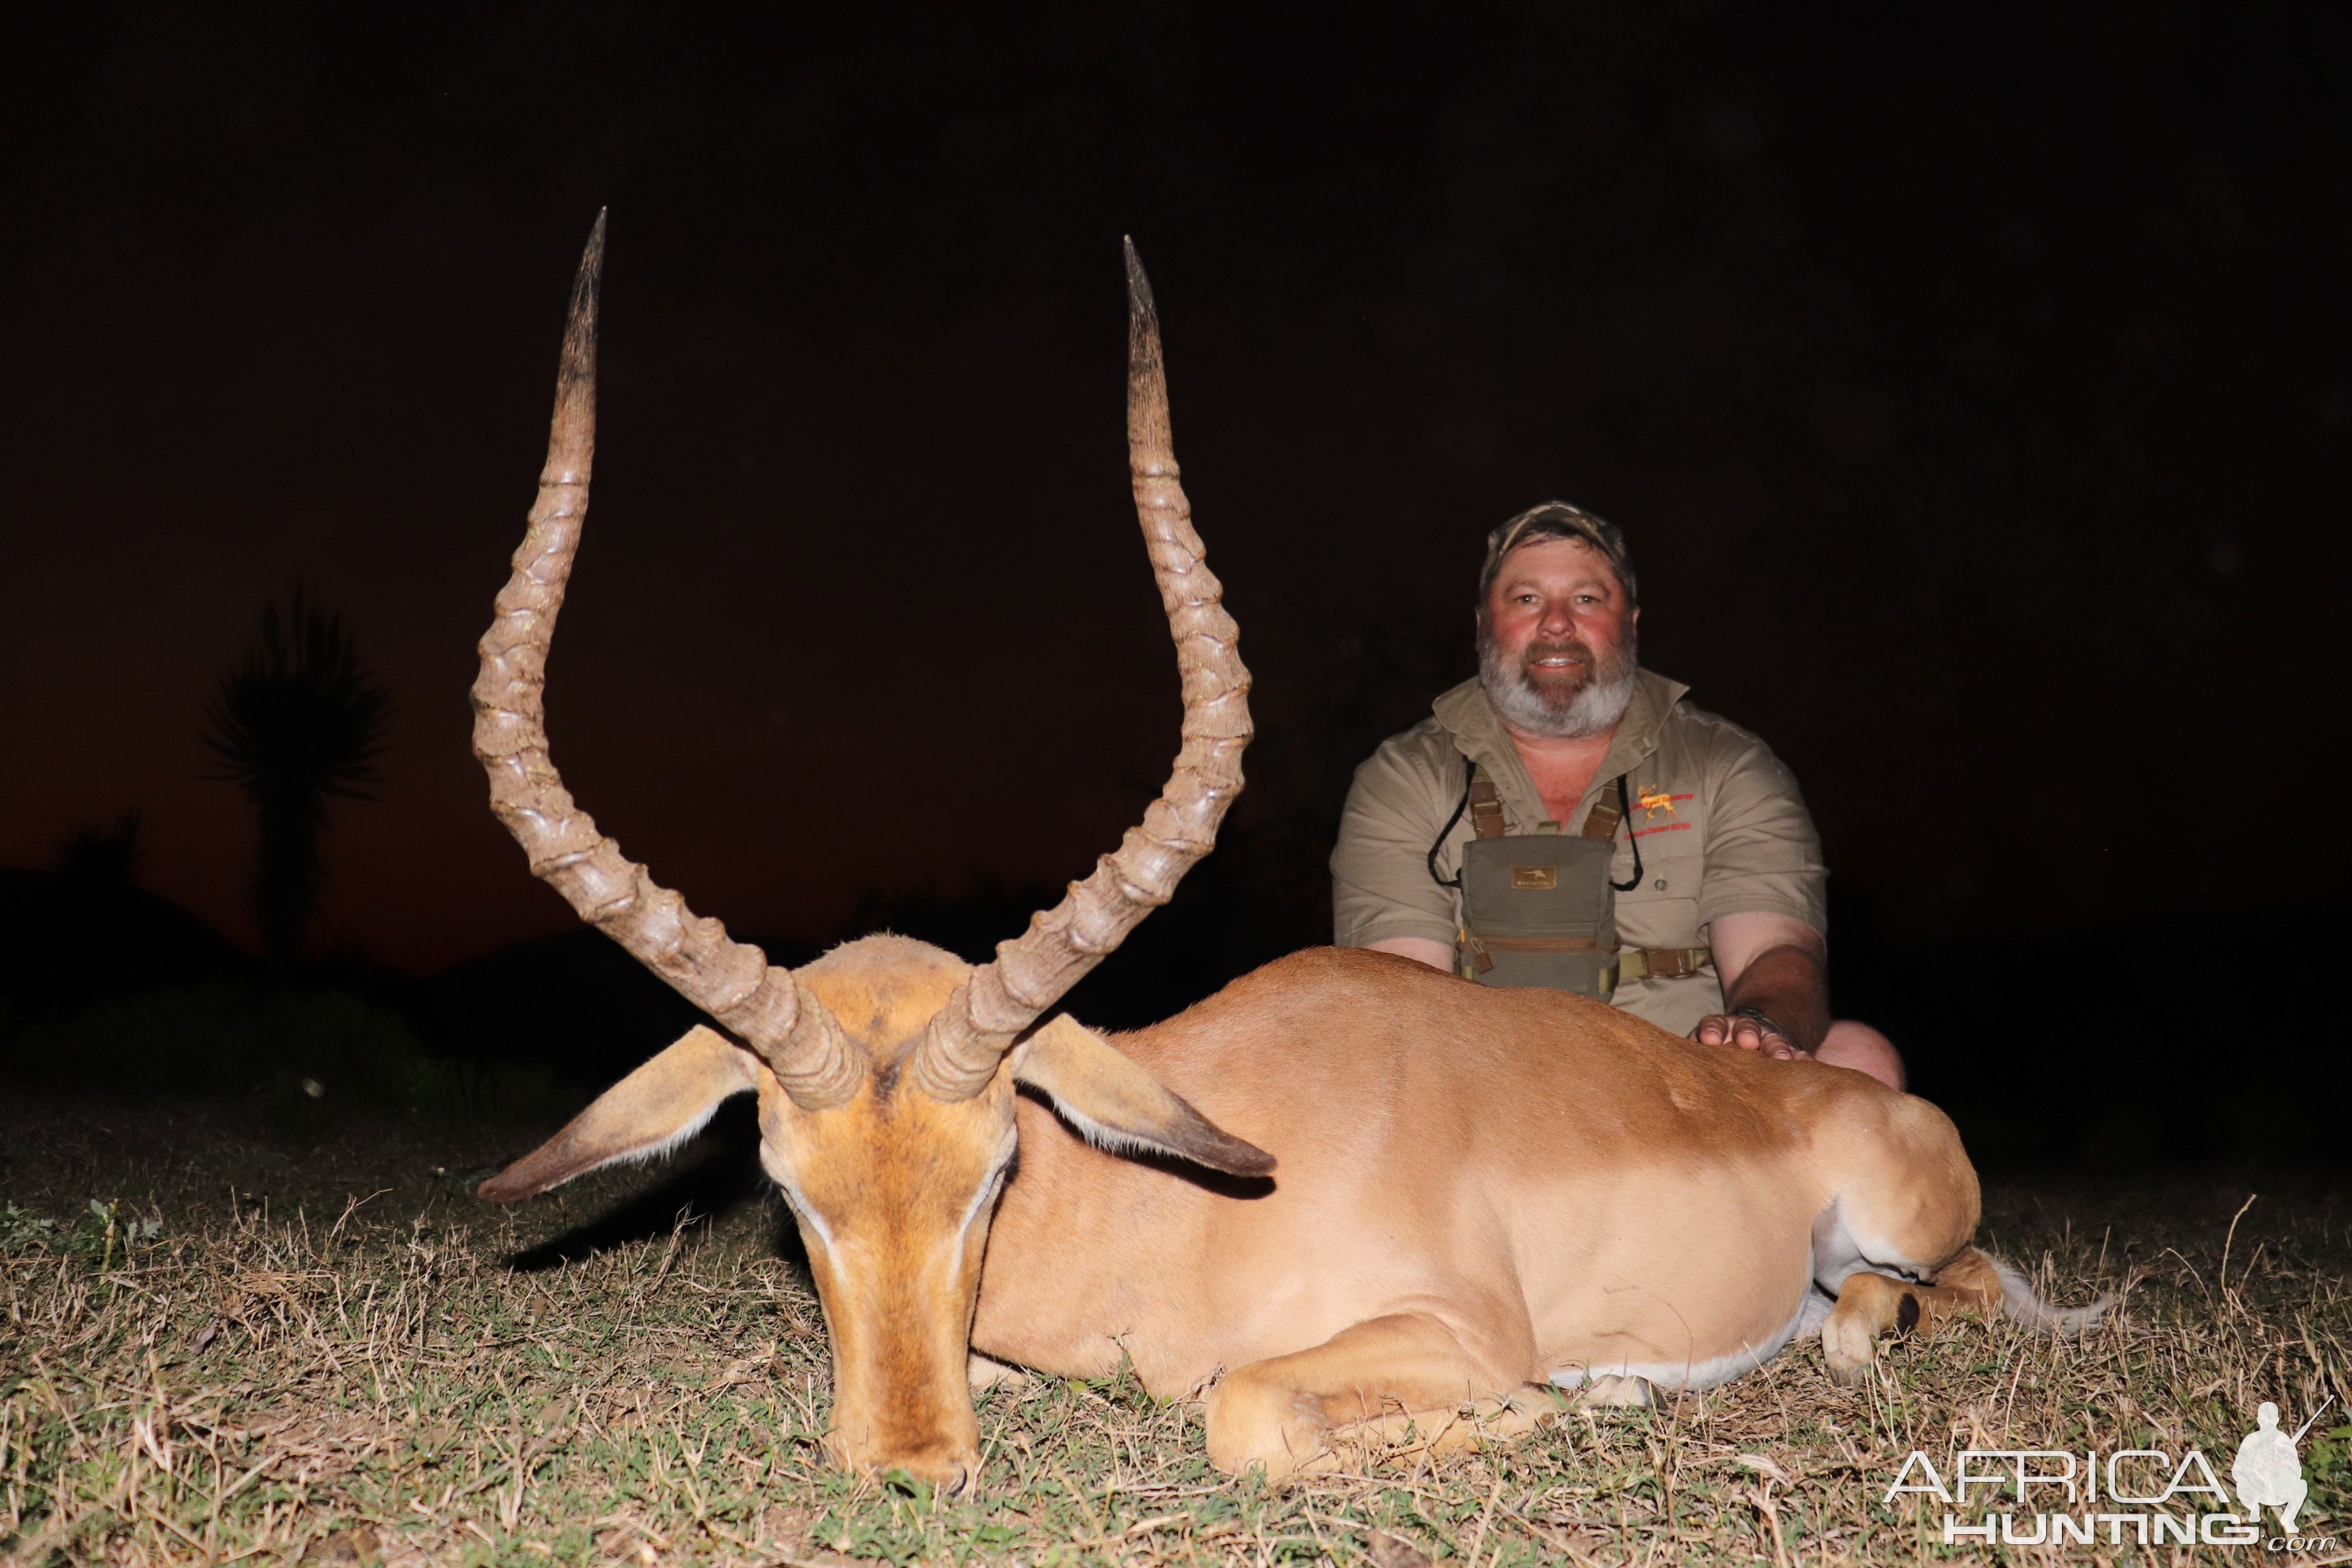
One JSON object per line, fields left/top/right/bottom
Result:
{"left": 1477, "top": 537, "right": 1639, "bottom": 735}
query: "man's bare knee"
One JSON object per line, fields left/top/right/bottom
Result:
{"left": 1819, "top": 1020, "right": 1904, "bottom": 1091}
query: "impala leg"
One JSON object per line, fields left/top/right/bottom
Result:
{"left": 967, "top": 1352, "right": 1032, "bottom": 1394}
{"left": 1204, "top": 1312, "right": 1546, "bottom": 1479}
{"left": 1822, "top": 1247, "right": 2005, "bottom": 1386}
{"left": 1813, "top": 1091, "right": 1995, "bottom": 1387}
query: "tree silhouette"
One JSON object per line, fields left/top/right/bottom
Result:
{"left": 202, "top": 592, "right": 393, "bottom": 974}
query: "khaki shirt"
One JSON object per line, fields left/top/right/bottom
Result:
{"left": 1331, "top": 670, "right": 1827, "bottom": 1037}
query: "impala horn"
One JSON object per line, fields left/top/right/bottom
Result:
{"left": 469, "top": 213, "right": 862, "bottom": 1110}
{"left": 909, "top": 239, "right": 1253, "bottom": 1102}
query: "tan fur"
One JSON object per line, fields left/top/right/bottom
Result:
{"left": 1820, "top": 1246, "right": 2007, "bottom": 1386}
{"left": 971, "top": 948, "right": 2004, "bottom": 1477}
{"left": 487, "top": 940, "right": 2027, "bottom": 1486}
{"left": 484, "top": 934, "right": 1271, "bottom": 1487}
{"left": 755, "top": 939, "right": 1012, "bottom": 1480}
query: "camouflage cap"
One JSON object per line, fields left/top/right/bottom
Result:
{"left": 1478, "top": 500, "right": 1637, "bottom": 604}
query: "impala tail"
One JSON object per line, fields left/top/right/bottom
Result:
{"left": 1981, "top": 1250, "right": 2118, "bottom": 1336}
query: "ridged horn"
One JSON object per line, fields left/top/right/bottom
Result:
{"left": 909, "top": 239, "right": 1253, "bottom": 1102}
{"left": 469, "top": 213, "right": 861, "bottom": 1110}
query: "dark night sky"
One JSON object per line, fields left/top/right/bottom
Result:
{"left": 3, "top": 4, "right": 2346, "bottom": 974}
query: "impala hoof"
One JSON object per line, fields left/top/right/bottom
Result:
{"left": 1821, "top": 1309, "right": 1880, "bottom": 1386}
{"left": 1825, "top": 1355, "right": 1874, "bottom": 1388}
{"left": 1576, "top": 1374, "right": 1656, "bottom": 1410}
{"left": 967, "top": 1353, "right": 1033, "bottom": 1394}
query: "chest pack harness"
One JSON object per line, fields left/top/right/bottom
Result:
{"left": 1428, "top": 758, "right": 1713, "bottom": 998}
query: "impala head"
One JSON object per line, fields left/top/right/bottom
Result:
{"left": 469, "top": 215, "right": 1264, "bottom": 1491}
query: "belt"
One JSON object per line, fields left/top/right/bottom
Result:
{"left": 1455, "top": 938, "right": 1715, "bottom": 986}
{"left": 1617, "top": 946, "right": 1713, "bottom": 982}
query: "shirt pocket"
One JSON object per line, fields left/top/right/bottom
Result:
{"left": 1611, "top": 777, "right": 1704, "bottom": 947}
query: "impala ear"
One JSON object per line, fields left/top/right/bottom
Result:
{"left": 479, "top": 1025, "right": 760, "bottom": 1203}
{"left": 1011, "top": 1016, "right": 1275, "bottom": 1178}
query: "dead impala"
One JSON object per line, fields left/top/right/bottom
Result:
{"left": 473, "top": 217, "right": 2097, "bottom": 1488}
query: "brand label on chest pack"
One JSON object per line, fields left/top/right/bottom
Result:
{"left": 1510, "top": 865, "right": 1559, "bottom": 890}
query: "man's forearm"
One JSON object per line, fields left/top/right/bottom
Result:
{"left": 1720, "top": 942, "right": 1832, "bottom": 1055}
{"left": 1365, "top": 935, "right": 1453, "bottom": 973}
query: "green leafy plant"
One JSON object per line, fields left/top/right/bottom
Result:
{"left": 0, "top": 1203, "right": 57, "bottom": 1253}
{"left": 0, "top": 1201, "right": 160, "bottom": 1263}
{"left": 2306, "top": 1421, "right": 2352, "bottom": 1483}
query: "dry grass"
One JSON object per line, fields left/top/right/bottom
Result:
{"left": 1, "top": 1091, "right": 2344, "bottom": 1566}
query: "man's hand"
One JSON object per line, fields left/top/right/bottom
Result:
{"left": 1692, "top": 1011, "right": 1807, "bottom": 1061}
{"left": 1694, "top": 911, "right": 1832, "bottom": 1060}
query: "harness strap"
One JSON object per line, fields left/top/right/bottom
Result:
{"left": 1619, "top": 946, "right": 1714, "bottom": 981}
{"left": 1468, "top": 763, "right": 1627, "bottom": 841}
{"left": 1467, "top": 770, "right": 1506, "bottom": 839}
{"left": 1451, "top": 761, "right": 1641, "bottom": 891}
{"left": 1581, "top": 782, "right": 1624, "bottom": 839}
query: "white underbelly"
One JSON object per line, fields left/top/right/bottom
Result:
{"left": 1548, "top": 1287, "right": 1827, "bottom": 1391}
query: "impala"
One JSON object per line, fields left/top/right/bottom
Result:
{"left": 473, "top": 219, "right": 2094, "bottom": 1489}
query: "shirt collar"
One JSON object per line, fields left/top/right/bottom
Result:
{"left": 1431, "top": 669, "right": 1691, "bottom": 823}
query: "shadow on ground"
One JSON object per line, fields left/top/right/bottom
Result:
{"left": 493, "top": 1097, "right": 808, "bottom": 1273}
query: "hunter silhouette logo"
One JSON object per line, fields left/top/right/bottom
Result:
{"left": 2234, "top": 1398, "right": 2328, "bottom": 1534}
{"left": 1638, "top": 785, "right": 1679, "bottom": 820}
{"left": 1880, "top": 1395, "right": 2343, "bottom": 1550}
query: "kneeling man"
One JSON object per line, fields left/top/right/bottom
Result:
{"left": 1332, "top": 502, "right": 1903, "bottom": 1088}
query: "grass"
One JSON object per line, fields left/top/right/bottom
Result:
{"left": 0, "top": 1089, "right": 2344, "bottom": 1566}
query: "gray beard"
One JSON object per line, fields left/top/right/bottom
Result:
{"left": 1476, "top": 623, "right": 1639, "bottom": 739}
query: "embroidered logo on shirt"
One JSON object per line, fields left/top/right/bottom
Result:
{"left": 1638, "top": 786, "right": 1683, "bottom": 820}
